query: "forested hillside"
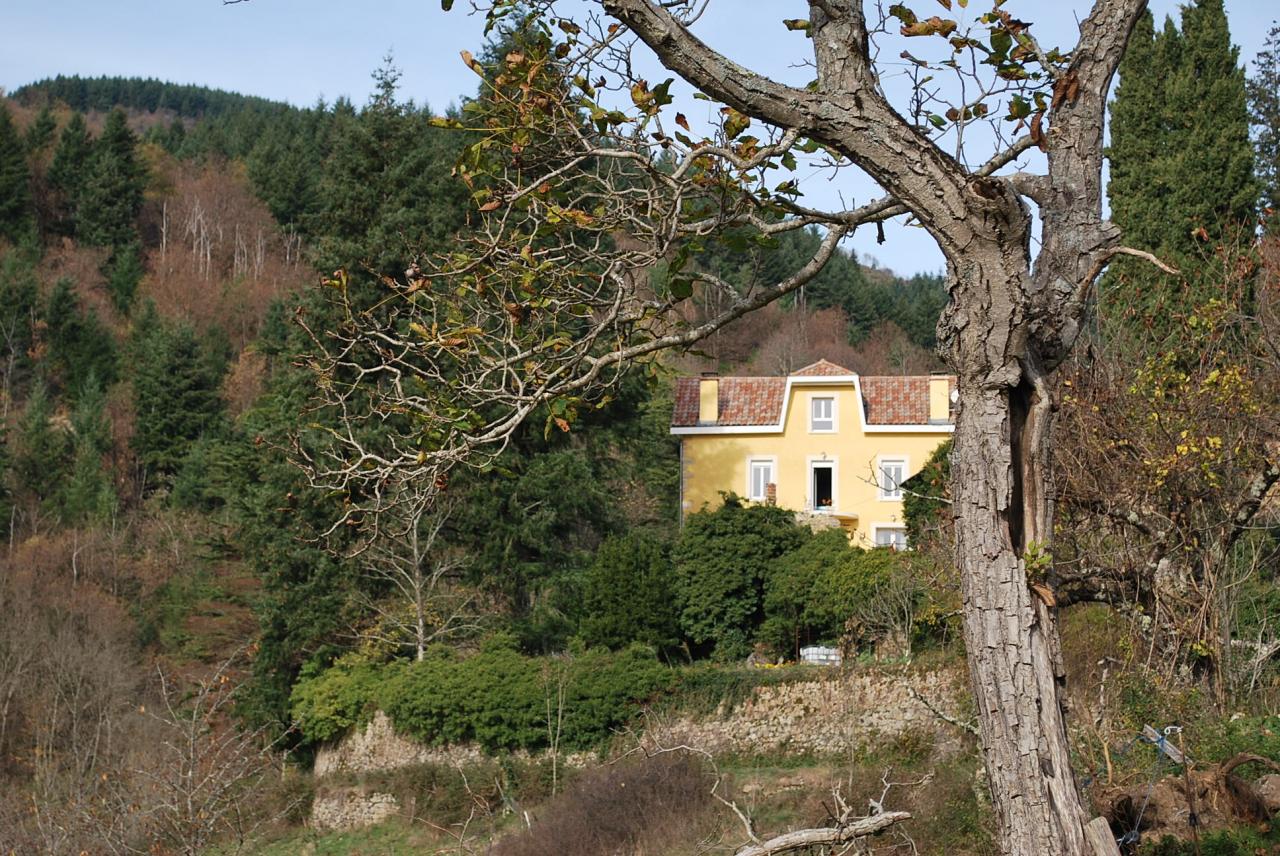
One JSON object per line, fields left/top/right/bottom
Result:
{"left": 0, "top": 61, "right": 958, "bottom": 851}
{"left": 1, "top": 3, "right": 1279, "bottom": 851}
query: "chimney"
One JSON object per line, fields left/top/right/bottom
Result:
{"left": 928, "top": 373, "right": 952, "bottom": 423}
{"left": 698, "top": 372, "right": 719, "bottom": 424}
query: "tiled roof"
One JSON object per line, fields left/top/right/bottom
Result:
{"left": 790, "top": 359, "right": 854, "bottom": 377}
{"left": 672, "top": 377, "right": 787, "bottom": 427}
{"left": 671, "top": 366, "right": 955, "bottom": 428}
{"left": 860, "top": 376, "right": 930, "bottom": 424}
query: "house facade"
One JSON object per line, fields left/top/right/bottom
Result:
{"left": 670, "top": 360, "right": 954, "bottom": 548}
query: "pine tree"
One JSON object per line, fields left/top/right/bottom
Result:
{"left": 23, "top": 106, "right": 56, "bottom": 154}
{"left": 60, "top": 374, "right": 117, "bottom": 524}
{"left": 44, "top": 278, "right": 118, "bottom": 394}
{"left": 1249, "top": 23, "right": 1280, "bottom": 228}
{"left": 47, "top": 112, "right": 93, "bottom": 236}
{"left": 77, "top": 109, "right": 146, "bottom": 248}
{"left": 13, "top": 381, "right": 71, "bottom": 508}
{"left": 0, "top": 104, "right": 33, "bottom": 244}
{"left": 131, "top": 310, "right": 225, "bottom": 481}
{"left": 105, "top": 241, "right": 144, "bottom": 314}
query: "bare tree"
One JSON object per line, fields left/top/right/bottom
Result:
{"left": 295, "top": 1, "right": 1177, "bottom": 852}
{"left": 356, "top": 496, "right": 478, "bottom": 660}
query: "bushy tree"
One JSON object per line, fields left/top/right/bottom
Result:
{"left": 579, "top": 532, "right": 680, "bottom": 655}
{"left": 672, "top": 496, "right": 808, "bottom": 661}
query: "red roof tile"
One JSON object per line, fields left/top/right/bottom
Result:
{"left": 672, "top": 377, "right": 787, "bottom": 427}
{"left": 790, "top": 359, "right": 854, "bottom": 377}
{"left": 671, "top": 367, "right": 955, "bottom": 429}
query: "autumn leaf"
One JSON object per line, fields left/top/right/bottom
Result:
{"left": 902, "top": 16, "right": 958, "bottom": 37}
{"left": 478, "top": 199, "right": 502, "bottom": 212}
{"left": 460, "top": 50, "right": 484, "bottom": 76}
{"left": 675, "top": 113, "right": 690, "bottom": 131}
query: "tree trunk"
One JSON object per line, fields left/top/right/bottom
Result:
{"left": 944, "top": 250, "right": 1115, "bottom": 855}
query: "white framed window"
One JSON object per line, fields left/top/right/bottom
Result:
{"left": 873, "top": 526, "right": 908, "bottom": 550}
{"left": 746, "top": 457, "right": 776, "bottom": 502}
{"left": 809, "top": 395, "right": 836, "bottom": 433}
{"left": 877, "top": 457, "right": 907, "bottom": 501}
{"left": 808, "top": 458, "right": 837, "bottom": 513}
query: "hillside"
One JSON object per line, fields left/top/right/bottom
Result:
{"left": 0, "top": 17, "right": 1278, "bottom": 852}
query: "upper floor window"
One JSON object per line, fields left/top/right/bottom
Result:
{"left": 748, "top": 458, "right": 775, "bottom": 502}
{"left": 878, "top": 457, "right": 907, "bottom": 500}
{"left": 810, "top": 396, "right": 836, "bottom": 432}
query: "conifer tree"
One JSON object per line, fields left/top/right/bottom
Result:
{"left": 47, "top": 112, "right": 93, "bottom": 236}
{"left": 1249, "top": 23, "right": 1280, "bottom": 227}
{"left": 23, "top": 106, "right": 56, "bottom": 154}
{"left": 131, "top": 309, "right": 225, "bottom": 481}
{"left": 78, "top": 109, "right": 146, "bottom": 248}
{"left": 105, "top": 241, "right": 144, "bottom": 314}
{"left": 13, "top": 381, "right": 71, "bottom": 508}
{"left": 1166, "top": 0, "right": 1256, "bottom": 243}
{"left": 60, "top": 374, "right": 116, "bottom": 524}
{"left": 0, "top": 104, "right": 33, "bottom": 244}
{"left": 1105, "top": 0, "right": 1256, "bottom": 325}
{"left": 44, "top": 278, "right": 118, "bottom": 394}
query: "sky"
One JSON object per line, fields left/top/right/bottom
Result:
{"left": 2, "top": 0, "right": 1275, "bottom": 277}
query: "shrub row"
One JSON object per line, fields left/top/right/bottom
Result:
{"left": 290, "top": 639, "right": 673, "bottom": 752}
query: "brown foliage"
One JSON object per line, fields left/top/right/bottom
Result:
{"left": 493, "top": 753, "right": 716, "bottom": 856}
{"left": 139, "top": 156, "right": 306, "bottom": 352}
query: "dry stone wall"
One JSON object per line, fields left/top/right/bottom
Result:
{"left": 660, "top": 666, "right": 966, "bottom": 756}
{"left": 314, "top": 666, "right": 966, "bottom": 780}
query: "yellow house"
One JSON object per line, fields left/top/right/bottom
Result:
{"left": 670, "top": 360, "right": 954, "bottom": 547}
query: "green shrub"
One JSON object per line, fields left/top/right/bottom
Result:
{"left": 579, "top": 532, "right": 680, "bottom": 655}
{"left": 290, "top": 657, "right": 394, "bottom": 744}
{"left": 292, "top": 641, "right": 675, "bottom": 753}
{"left": 761, "top": 529, "right": 908, "bottom": 656}
{"left": 673, "top": 495, "right": 808, "bottom": 660}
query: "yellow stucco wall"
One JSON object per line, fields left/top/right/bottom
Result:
{"left": 677, "top": 381, "right": 950, "bottom": 547}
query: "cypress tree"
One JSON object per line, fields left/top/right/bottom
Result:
{"left": 1165, "top": 0, "right": 1257, "bottom": 244}
{"left": 1249, "top": 23, "right": 1280, "bottom": 228}
{"left": 1105, "top": 0, "right": 1256, "bottom": 328}
{"left": 78, "top": 109, "right": 146, "bottom": 248}
{"left": 0, "top": 104, "right": 33, "bottom": 244}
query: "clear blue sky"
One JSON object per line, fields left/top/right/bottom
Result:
{"left": 3, "top": 1, "right": 1274, "bottom": 276}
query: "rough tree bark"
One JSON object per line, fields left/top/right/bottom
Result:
{"left": 598, "top": 1, "right": 1148, "bottom": 853}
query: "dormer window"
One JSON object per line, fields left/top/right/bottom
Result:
{"left": 809, "top": 396, "right": 836, "bottom": 433}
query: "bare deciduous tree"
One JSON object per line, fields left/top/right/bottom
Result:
{"left": 298, "top": 1, "right": 1178, "bottom": 852}
{"left": 355, "top": 496, "right": 479, "bottom": 660}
